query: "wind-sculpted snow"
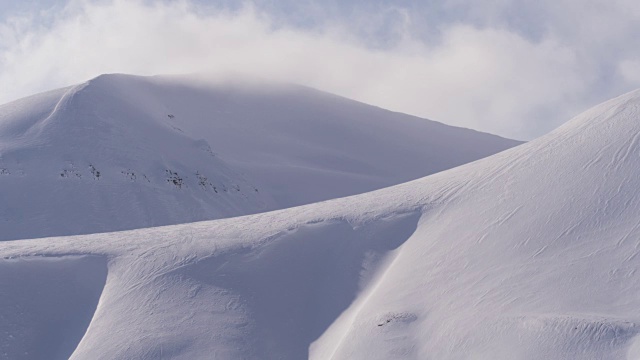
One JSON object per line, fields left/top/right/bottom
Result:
{"left": 3, "top": 87, "right": 640, "bottom": 359}
{"left": 0, "top": 73, "right": 520, "bottom": 241}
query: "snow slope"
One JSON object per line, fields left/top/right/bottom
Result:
{"left": 0, "top": 74, "right": 520, "bottom": 241}
{"left": 2, "top": 88, "right": 640, "bottom": 359}
{"left": 113, "top": 74, "right": 521, "bottom": 207}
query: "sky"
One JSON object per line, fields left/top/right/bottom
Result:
{"left": 0, "top": 0, "right": 639, "bottom": 140}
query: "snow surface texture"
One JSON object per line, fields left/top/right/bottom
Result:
{"left": 0, "top": 74, "right": 520, "bottom": 241}
{"left": 2, "top": 88, "right": 640, "bottom": 359}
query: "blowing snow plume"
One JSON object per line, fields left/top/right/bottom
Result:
{"left": 0, "top": 0, "right": 611, "bottom": 140}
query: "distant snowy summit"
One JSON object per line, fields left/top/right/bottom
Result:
{"left": 0, "top": 75, "right": 273, "bottom": 241}
{"left": 0, "top": 73, "right": 521, "bottom": 240}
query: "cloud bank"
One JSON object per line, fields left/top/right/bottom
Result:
{"left": 0, "top": 0, "right": 639, "bottom": 139}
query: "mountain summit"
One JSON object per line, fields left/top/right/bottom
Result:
{"left": 0, "top": 73, "right": 520, "bottom": 240}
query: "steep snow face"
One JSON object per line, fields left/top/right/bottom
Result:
{"left": 0, "top": 256, "right": 107, "bottom": 360}
{"left": 2, "top": 89, "right": 640, "bottom": 359}
{"left": 0, "top": 74, "right": 520, "bottom": 241}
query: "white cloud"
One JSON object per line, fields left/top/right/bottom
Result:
{"left": 619, "top": 60, "right": 640, "bottom": 85}
{"left": 0, "top": 0, "right": 638, "bottom": 139}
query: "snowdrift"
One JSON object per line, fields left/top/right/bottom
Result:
{"left": 3, "top": 87, "right": 640, "bottom": 359}
{"left": 0, "top": 74, "right": 520, "bottom": 241}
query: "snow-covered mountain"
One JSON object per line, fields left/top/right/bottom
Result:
{"left": 0, "top": 73, "right": 520, "bottom": 241}
{"left": 0, "top": 76, "right": 274, "bottom": 241}
{"left": 2, "top": 87, "right": 640, "bottom": 359}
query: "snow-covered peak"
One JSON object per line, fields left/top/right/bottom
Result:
{"left": 0, "top": 73, "right": 520, "bottom": 241}
{"left": 0, "top": 75, "right": 275, "bottom": 241}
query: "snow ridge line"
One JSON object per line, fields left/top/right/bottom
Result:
{"left": 24, "top": 82, "right": 88, "bottom": 139}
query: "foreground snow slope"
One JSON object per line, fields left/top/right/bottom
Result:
{"left": 5, "top": 88, "right": 640, "bottom": 359}
{"left": 0, "top": 74, "right": 520, "bottom": 241}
